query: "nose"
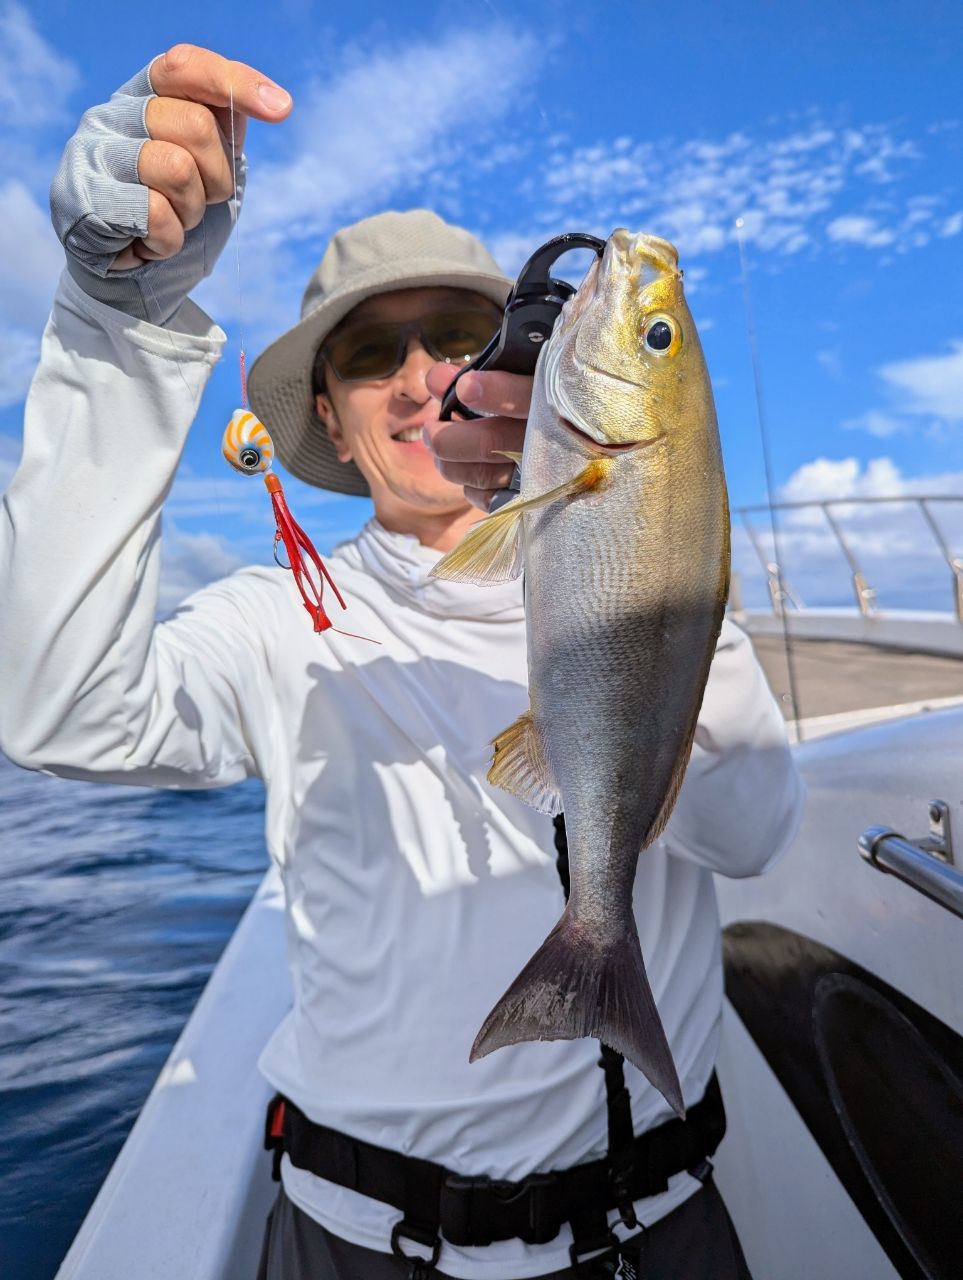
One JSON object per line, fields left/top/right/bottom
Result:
{"left": 393, "top": 336, "right": 435, "bottom": 402}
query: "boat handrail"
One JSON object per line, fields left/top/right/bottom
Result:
{"left": 734, "top": 495, "right": 963, "bottom": 621}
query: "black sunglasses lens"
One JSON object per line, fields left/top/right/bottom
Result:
{"left": 326, "top": 308, "right": 501, "bottom": 381}
{"left": 327, "top": 325, "right": 404, "bottom": 381}
{"left": 422, "top": 310, "right": 500, "bottom": 364}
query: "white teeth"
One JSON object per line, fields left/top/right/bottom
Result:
{"left": 393, "top": 428, "right": 423, "bottom": 443}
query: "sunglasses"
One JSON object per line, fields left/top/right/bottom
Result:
{"left": 320, "top": 306, "right": 502, "bottom": 384}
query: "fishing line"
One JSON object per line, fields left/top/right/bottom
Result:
{"left": 734, "top": 216, "right": 804, "bottom": 739}
{"left": 220, "top": 81, "right": 371, "bottom": 641}
{"left": 140, "top": 267, "right": 229, "bottom": 528}
{"left": 228, "top": 86, "right": 247, "bottom": 407}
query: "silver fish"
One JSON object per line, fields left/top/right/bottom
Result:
{"left": 433, "top": 230, "right": 729, "bottom": 1117}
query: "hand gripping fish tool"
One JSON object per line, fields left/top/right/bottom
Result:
{"left": 439, "top": 232, "right": 606, "bottom": 511}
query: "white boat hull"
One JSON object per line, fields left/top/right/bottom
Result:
{"left": 714, "top": 701, "right": 963, "bottom": 1280}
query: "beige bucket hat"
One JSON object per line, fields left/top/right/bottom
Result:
{"left": 247, "top": 209, "right": 512, "bottom": 496}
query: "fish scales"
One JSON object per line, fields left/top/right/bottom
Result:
{"left": 433, "top": 230, "right": 729, "bottom": 1116}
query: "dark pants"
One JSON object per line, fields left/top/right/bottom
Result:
{"left": 257, "top": 1177, "right": 753, "bottom": 1279}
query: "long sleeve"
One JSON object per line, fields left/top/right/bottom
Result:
{"left": 661, "top": 618, "right": 805, "bottom": 878}
{"left": 0, "top": 271, "right": 276, "bottom": 788}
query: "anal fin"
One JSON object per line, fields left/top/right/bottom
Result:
{"left": 488, "top": 708, "right": 561, "bottom": 815}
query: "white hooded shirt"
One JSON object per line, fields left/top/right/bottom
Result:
{"left": 0, "top": 275, "right": 805, "bottom": 1278}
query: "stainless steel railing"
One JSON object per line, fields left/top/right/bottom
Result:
{"left": 734, "top": 495, "right": 963, "bottom": 621}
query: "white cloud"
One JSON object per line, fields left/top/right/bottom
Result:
{"left": 816, "top": 349, "right": 842, "bottom": 379}
{"left": 940, "top": 211, "right": 963, "bottom": 237}
{"left": 826, "top": 215, "right": 896, "bottom": 247}
{"left": 166, "top": 465, "right": 345, "bottom": 525}
{"left": 157, "top": 524, "right": 247, "bottom": 617}
{"left": 0, "top": 181, "right": 63, "bottom": 407}
{"left": 484, "top": 230, "right": 542, "bottom": 278}
{"left": 878, "top": 341, "right": 963, "bottom": 422}
{"left": 841, "top": 410, "right": 905, "bottom": 438}
{"left": 0, "top": 330, "right": 43, "bottom": 410}
{"left": 0, "top": 2, "right": 79, "bottom": 127}
{"left": 196, "top": 23, "right": 538, "bottom": 347}
{"left": 852, "top": 135, "right": 919, "bottom": 183}
{"left": 841, "top": 340, "right": 963, "bottom": 447}
{"left": 778, "top": 455, "right": 905, "bottom": 503}
{"left": 536, "top": 118, "right": 945, "bottom": 267}
{"left": 0, "top": 9, "right": 78, "bottom": 411}
{"left": 735, "top": 456, "right": 963, "bottom": 612}
{"left": 0, "top": 180, "right": 63, "bottom": 328}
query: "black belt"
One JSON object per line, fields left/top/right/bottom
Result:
{"left": 265, "top": 1070, "right": 725, "bottom": 1258}
{"left": 265, "top": 817, "right": 726, "bottom": 1276}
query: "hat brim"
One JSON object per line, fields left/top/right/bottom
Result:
{"left": 247, "top": 261, "right": 512, "bottom": 496}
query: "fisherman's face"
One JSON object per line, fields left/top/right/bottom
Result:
{"left": 315, "top": 287, "right": 499, "bottom": 530}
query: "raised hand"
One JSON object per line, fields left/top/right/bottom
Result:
{"left": 50, "top": 44, "right": 291, "bottom": 325}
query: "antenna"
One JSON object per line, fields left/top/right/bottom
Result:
{"left": 734, "top": 217, "right": 804, "bottom": 741}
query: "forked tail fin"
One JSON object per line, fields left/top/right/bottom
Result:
{"left": 470, "top": 906, "right": 685, "bottom": 1118}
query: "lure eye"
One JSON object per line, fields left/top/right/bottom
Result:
{"left": 642, "top": 314, "right": 680, "bottom": 357}
{"left": 239, "top": 447, "right": 262, "bottom": 470}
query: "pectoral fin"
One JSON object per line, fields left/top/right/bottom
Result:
{"left": 488, "top": 708, "right": 561, "bottom": 815}
{"left": 431, "top": 459, "right": 610, "bottom": 586}
{"left": 495, "top": 450, "right": 524, "bottom": 465}
{"left": 430, "top": 495, "right": 526, "bottom": 584}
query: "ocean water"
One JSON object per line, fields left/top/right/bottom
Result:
{"left": 0, "top": 752, "right": 266, "bottom": 1280}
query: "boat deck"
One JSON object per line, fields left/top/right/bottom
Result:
{"left": 750, "top": 634, "right": 963, "bottom": 720}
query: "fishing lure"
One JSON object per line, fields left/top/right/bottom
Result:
{"left": 220, "top": 84, "right": 352, "bottom": 638}
{"left": 222, "top": 408, "right": 347, "bottom": 633}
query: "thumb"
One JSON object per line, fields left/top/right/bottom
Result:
{"left": 425, "top": 361, "right": 460, "bottom": 400}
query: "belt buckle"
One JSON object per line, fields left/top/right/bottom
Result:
{"left": 440, "top": 1173, "right": 495, "bottom": 1247}
{"left": 440, "top": 1169, "right": 559, "bottom": 1246}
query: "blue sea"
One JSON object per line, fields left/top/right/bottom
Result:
{"left": 0, "top": 752, "right": 266, "bottom": 1280}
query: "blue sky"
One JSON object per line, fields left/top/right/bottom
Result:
{"left": 1, "top": 0, "right": 961, "bottom": 613}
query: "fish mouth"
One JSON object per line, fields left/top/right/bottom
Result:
{"left": 561, "top": 417, "right": 664, "bottom": 454}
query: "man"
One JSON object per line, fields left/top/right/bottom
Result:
{"left": 0, "top": 44, "right": 803, "bottom": 1280}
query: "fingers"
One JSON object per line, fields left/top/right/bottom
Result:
{"left": 129, "top": 82, "right": 257, "bottom": 266}
{"left": 425, "top": 365, "right": 533, "bottom": 420}
{"left": 145, "top": 98, "right": 235, "bottom": 202}
{"left": 109, "top": 188, "right": 184, "bottom": 269}
{"left": 422, "top": 416, "right": 522, "bottom": 495}
{"left": 146, "top": 100, "right": 236, "bottom": 199}
{"left": 431, "top": 458, "right": 517, "bottom": 493}
{"left": 422, "top": 416, "right": 524, "bottom": 465}
{"left": 133, "top": 188, "right": 185, "bottom": 261}
{"left": 422, "top": 363, "right": 530, "bottom": 505}
{"left": 137, "top": 141, "right": 206, "bottom": 236}
{"left": 148, "top": 44, "right": 292, "bottom": 122}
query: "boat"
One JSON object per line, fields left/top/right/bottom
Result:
{"left": 54, "top": 496, "right": 963, "bottom": 1279}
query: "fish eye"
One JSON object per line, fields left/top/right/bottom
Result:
{"left": 642, "top": 314, "right": 679, "bottom": 356}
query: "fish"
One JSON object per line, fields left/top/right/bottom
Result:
{"left": 431, "top": 230, "right": 730, "bottom": 1117}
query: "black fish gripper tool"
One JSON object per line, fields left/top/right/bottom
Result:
{"left": 439, "top": 232, "right": 606, "bottom": 511}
